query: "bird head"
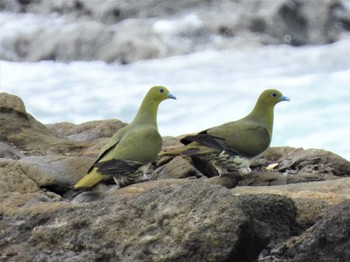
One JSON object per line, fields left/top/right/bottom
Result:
{"left": 258, "top": 89, "right": 290, "bottom": 107}
{"left": 148, "top": 86, "right": 176, "bottom": 102}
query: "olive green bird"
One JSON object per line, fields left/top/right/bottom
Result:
{"left": 74, "top": 86, "right": 176, "bottom": 189}
{"left": 162, "top": 89, "right": 289, "bottom": 176}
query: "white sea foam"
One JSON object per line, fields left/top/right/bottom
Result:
{"left": 0, "top": 40, "right": 349, "bottom": 159}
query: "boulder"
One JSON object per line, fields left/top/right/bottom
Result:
{"left": 233, "top": 178, "right": 350, "bottom": 230}
{"left": 0, "top": 92, "right": 350, "bottom": 261}
{"left": 1, "top": 0, "right": 349, "bottom": 62}
{"left": 1, "top": 181, "right": 297, "bottom": 262}
{"left": 0, "top": 92, "right": 88, "bottom": 155}
{"left": 261, "top": 200, "right": 350, "bottom": 262}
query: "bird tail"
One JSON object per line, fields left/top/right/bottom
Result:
{"left": 74, "top": 168, "right": 106, "bottom": 189}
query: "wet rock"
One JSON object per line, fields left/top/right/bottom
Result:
{"left": 1, "top": 0, "right": 349, "bottom": 63}
{"left": 272, "top": 0, "right": 348, "bottom": 45}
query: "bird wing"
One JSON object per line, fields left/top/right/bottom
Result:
{"left": 94, "top": 159, "right": 142, "bottom": 176}
{"left": 181, "top": 133, "right": 245, "bottom": 156}
{"left": 86, "top": 126, "right": 128, "bottom": 174}
{"left": 181, "top": 120, "right": 270, "bottom": 158}
{"left": 207, "top": 120, "right": 271, "bottom": 157}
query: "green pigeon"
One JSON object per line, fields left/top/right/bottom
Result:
{"left": 162, "top": 89, "right": 289, "bottom": 176}
{"left": 74, "top": 86, "right": 176, "bottom": 189}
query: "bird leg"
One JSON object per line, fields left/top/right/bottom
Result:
{"left": 112, "top": 177, "right": 122, "bottom": 189}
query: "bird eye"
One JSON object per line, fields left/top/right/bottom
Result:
{"left": 159, "top": 88, "right": 164, "bottom": 93}
{"left": 272, "top": 92, "right": 277, "bottom": 97}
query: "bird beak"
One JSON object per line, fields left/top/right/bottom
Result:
{"left": 280, "top": 95, "right": 290, "bottom": 101}
{"left": 167, "top": 92, "right": 177, "bottom": 100}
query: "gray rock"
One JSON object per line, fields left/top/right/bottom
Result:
{"left": 155, "top": 155, "right": 202, "bottom": 179}
{"left": 46, "top": 119, "right": 126, "bottom": 142}
{"left": 261, "top": 200, "right": 350, "bottom": 262}
{"left": 238, "top": 147, "right": 350, "bottom": 187}
{"left": 22, "top": 155, "right": 94, "bottom": 194}
{"left": 0, "top": 141, "right": 24, "bottom": 160}
{"left": 1, "top": 0, "right": 349, "bottom": 63}
{"left": 233, "top": 178, "right": 350, "bottom": 230}
{"left": 1, "top": 181, "right": 297, "bottom": 262}
{"left": 1, "top": 92, "right": 350, "bottom": 261}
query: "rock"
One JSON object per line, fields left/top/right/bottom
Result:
{"left": 46, "top": 119, "right": 126, "bottom": 142}
{"left": 271, "top": 0, "right": 348, "bottom": 45}
{"left": 155, "top": 156, "right": 202, "bottom": 179}
{"left": 0, "top": 181, "right": 297, "bottom": 262}
{"left": 278, "top": 148, "right": 350, "bottom": 177}
{"left": 0, "top": 92, "right": 349, "bottom": 260}
{"left": 1, "top": 0, "right": 349, "bottom": 63}
{"left": 238, "top": 147, "right": 350, "bottom": 186}
{"left": 237, "top": 194, "right": 297, "bottom": 259}
{"left": 0, "top": 92, "right": 88, "bottom": 154}
{"left": 233, "top": 178, "right": 350, "bottom": 230}
{"left": 205, "top": 173, "right": 242, "bottom": 189}
{"left": 0, "top": 159, "right": 54, "bottom": 194}
{"left": 261, "top": 200, "right": 350, "bottom": 262}
{"left": 21, "top": 155, "right": 94, "bottom": 194}
{"left": 0, "top": 141, "right": 24, "bottom": 160}
{"left": 0, "top": 92, "right": 26, "bottom": 114}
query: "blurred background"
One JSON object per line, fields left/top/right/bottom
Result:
{"left": 0, "top": 0, "right": 349, "bottom": 159}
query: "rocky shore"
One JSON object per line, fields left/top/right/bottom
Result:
{"left": 1, "top": 93, "right": 349, "bottom": 261}
{"left": 1, "top": 0, "right": 350, "bottom": 63}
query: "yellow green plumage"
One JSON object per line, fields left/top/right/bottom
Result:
{"left": 162, "top": 89, "right": 289, "bottom": 176}
{"left": 74, "top": 86, "right": 176, "bottom": 189}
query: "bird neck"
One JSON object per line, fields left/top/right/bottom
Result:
{"left": 132, "top": 96, "right": 160, "bottom": 128}
{"left": 247, "top": 101, "right": 275, "bottom": 137}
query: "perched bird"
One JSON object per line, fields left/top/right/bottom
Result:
{"left": 74, "top": 86, "right": 176, "bottom": 189}
{"left": 162, "top": 89, "right": 289, "bottom": 176}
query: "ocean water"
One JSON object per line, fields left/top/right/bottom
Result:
{"left": 0, "top": 40, "right": 349, "bottom": 160}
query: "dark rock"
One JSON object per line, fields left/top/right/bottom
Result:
{"left": 271, "top": 0, "right": 349, "bottom": 45}
{"left": 237, "top": 194, "right": 297, "bottom": 259}
{"left": 262, "top": 200, "right": 350, "bottom": 262}
{"left": 1, "top": 0, "right": 349, "bottom": 63}
{"left": 233, "top": 178, "right": 350, "bottom": 231}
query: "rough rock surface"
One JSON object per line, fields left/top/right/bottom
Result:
{"left": 1, "top": 181, "right": 297, "bottom": 262}
{"left": 0, "top": 0, "right": 349, "bottom": 63}
{"left": 260, "top": 200, "right": 350, "bottom": 262}
{"left": 0, "top": 93, "right": 349, "bottom": 261}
